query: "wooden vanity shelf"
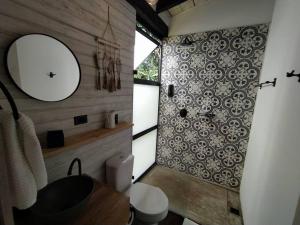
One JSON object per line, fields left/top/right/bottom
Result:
{"left": 43, "top": 122, "right": 133, "bottom": 158}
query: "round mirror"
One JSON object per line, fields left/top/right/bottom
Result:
{"left": 6, "top": 34, "right": 81, "bottom": 102}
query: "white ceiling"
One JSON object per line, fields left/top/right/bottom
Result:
{"left": 168, "top": 0, "right": 211, "bottom": 16}
{"left": 145, "top": 0, "right": 213, "bottom": 18}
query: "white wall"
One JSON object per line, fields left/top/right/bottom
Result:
{"left": 169, "top": 0, "right": 275, "bottom": 36}
{"left": 240, "top": 0, "right": 300, "bottom": 224}
{"left": 294, "top": 198, "right": 300, "bottom": 225}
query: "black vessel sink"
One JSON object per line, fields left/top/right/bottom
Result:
{"left": 28, "top": 158, "right": 94, "bottom": 224}
{"left": 13, "top": 158, "right": 94, "bottom": 224}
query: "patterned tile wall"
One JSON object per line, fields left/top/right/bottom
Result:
{"left": 157, "top": 24, "right": 269, "bottom": 189}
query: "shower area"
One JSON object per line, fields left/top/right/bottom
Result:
{"left": 156, "top": 24, "right": 269, "bottom": 190}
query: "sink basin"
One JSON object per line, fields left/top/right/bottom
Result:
{"left": 30, "top": 175, "right": 94, "bottom": 224}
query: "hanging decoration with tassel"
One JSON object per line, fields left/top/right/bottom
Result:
{"left": 95, "top": 39, "right": 101, "bottom": 90}
{"left": 115, "top": 48, "right": 122, "bottom": 89}
{"left": 95, "top": 5, "right": 122, "bottom": 92}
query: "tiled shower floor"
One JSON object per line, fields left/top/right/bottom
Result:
{"left": 141, "top": 166, "right": 242, "bottom": 225}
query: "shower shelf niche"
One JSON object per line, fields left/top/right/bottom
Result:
{"left": 43, "top": 122, "right": 133, "bottom": 158}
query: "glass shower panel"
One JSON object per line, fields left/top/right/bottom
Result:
{"left": 132, "top": 129, "right": 157, "bottom": 181}
{"left": 132, "top": 84, "right": 159, "bottom": 135}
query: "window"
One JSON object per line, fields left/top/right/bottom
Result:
{"left": 133, "top": 24, "right": 161, "bottom": 82}
{"left": 132, "top": 25, "right": 161, "bottom": 181}
{"left": 135, "top": 46, "right": 160, "bottom": 81}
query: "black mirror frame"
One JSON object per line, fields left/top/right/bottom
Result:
{"left": 4, "top": 33, "right": 81, "bottom": 102}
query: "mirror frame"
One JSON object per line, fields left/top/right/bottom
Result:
{"left": 5, "top": 33, "right": 81, "bottom": 102}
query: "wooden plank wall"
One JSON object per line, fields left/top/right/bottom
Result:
{"left": 0, "top": 0, "right": 136, "bottom": 183}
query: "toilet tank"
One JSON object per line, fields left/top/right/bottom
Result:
{"left": 106, "top": 154, "right": 134, "bottom": 192}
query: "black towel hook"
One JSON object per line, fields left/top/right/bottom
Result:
{"left": 257, "top": 78, "right": 277, "bottom": 89}
{"left": 0, "top": 81, "right": 19, "bottom": 120}
{"left": 286, "top": 70, "right": 300, "bottom": 82}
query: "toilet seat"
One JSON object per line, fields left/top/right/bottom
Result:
{"left": 129, "top": 182, "right": 168, "bottom": 224}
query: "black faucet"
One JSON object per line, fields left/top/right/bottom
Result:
{"left": 67, "top": 158, "right": 82, "bottom": 176}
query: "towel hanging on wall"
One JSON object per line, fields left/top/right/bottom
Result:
{"left": 0, "top": 112, "right": 48, "bottom": 209}
{"left": 0, "top": 81, "right": 47, "bottom": 209}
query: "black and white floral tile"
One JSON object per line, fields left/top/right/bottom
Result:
{"left": 157, "top": 24, "right": 269, "bottom": 189}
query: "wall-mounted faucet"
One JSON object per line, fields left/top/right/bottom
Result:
{"left": 197, "top": 112, "right": 216, "bottom": 119}
{"left": 180, "top": 108, "right": 188, "bottom": 118}
{"left": 67, "top": 158, "right": 82, "bottom": 176}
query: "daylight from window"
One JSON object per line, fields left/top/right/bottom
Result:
{"left": 134, "top": 31, "right": 160, "bottom": 81}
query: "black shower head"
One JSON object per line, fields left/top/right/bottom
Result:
{"left": 180, "top": 37, "right": 195, "bottom": 46}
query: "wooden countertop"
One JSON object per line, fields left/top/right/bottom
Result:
{"left": 72, "top": 182, "right": 130, "bottom": 225}
{"left": 14, "top": 181, "right": 130, "bottom": 225}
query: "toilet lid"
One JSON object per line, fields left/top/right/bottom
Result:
{"left": 129, "top": 182, "right": 168, "bottom": 215}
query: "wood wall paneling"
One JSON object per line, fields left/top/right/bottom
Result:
{"left": 0, "top": 0, "right": 135, "bottom": 184}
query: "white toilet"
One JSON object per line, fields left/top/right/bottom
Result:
{"left": 106, "top": 154, "right": 169, "bottom": 225}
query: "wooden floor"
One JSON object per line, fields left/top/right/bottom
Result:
{"left": 141, "top": 166, "right": 242, "bottom": 225}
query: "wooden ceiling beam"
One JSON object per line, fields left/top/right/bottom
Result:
{"left": 126, "top": 0, "right": 168, "bottom": 39}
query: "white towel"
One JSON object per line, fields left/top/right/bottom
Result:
{"left": 0, "top": 111, "right": 47, "bottom": 209}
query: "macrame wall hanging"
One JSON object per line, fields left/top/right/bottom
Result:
{"left": 95, "top": 5, "right": 122, "bottom": 92}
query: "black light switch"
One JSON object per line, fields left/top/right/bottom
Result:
{"left": 74, "top": 115, "right": 88, "bottom": 125}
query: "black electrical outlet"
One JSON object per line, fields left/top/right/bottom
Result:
{"left": 74, "top": 115, "right": 88, "bottom": 125}
{"left": 115, "top": 113, "right": 119, "bottom": 125}
{"left": 230, "top": 207, "right": 240, "bottom": 216}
